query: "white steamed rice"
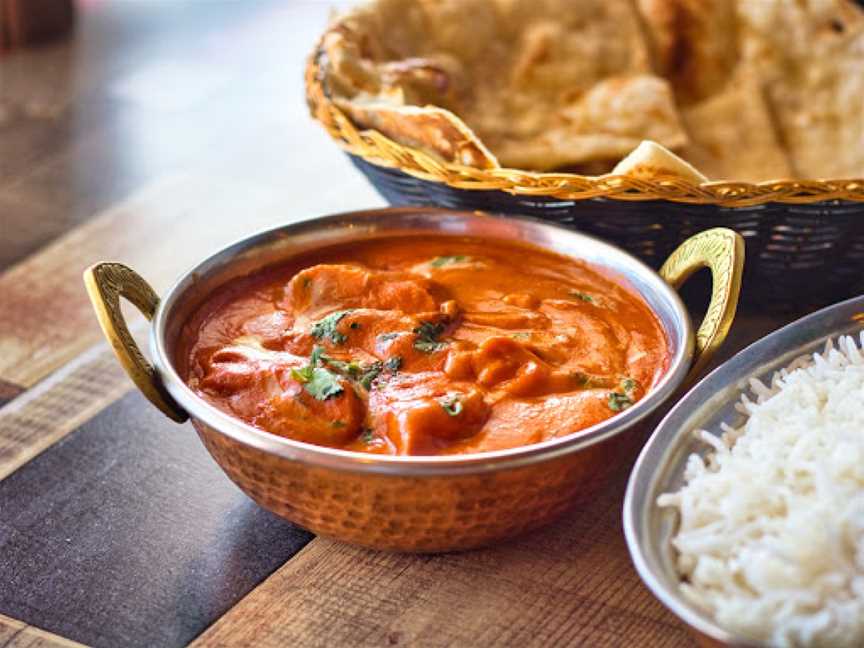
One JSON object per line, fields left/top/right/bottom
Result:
{"left": 658, "top": 333, "right": 864, "bottom": 648}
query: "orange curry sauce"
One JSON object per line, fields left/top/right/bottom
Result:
{"left": 180, "top": 236, "right": 670, "bottom": 456}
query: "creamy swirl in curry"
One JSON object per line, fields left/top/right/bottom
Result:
{"left": 181, "top": 236, "right": 669, "bottom": 456}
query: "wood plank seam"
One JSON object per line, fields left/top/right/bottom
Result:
{"left": 0, "top": 380, "right": 24, "bottom": 409}
{"left": 0, "top": 172, "right": 318, "bottom": 388}
{"left": 0, "top": 613, "right": 88, "bottom": 648}
{"left": 0, "top": 339, "right": 134, "bottom": 481}
{"left": 190, "top": 480, "right": 696, "bottom": 648}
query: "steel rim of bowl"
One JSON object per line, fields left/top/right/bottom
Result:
{"left": 623, "top": 293, "right": 864, "bottom": 647}
{"left": 150, "top": 207, "right": 694, "bottom": 476}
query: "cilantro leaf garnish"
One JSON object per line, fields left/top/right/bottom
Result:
{"left": 358, "top": 355, "right": 402, "bottom": 389}
{"left": 430, "top": 255, "right": 468, "bottom": 267}
{"left": 571, "top": 371, "right": 592, "bottom": 388}
{"left": 310, "top": 345, "right": 326, "bottom": 367}
{"left": 360, "top": 428, "right": 374, "bottom": 443}
{"left": 570, "top": 291, "right": 594, "bottom": 303}
{"left": 621, "top": 377, "right": 638, "bottom": 395}
{"left": 310, "top": 310, "right": 352, "bottom": 345}
{"left": 608, "top": 391, "right": 633, "bottom": 412}
{"left": 322, "top": 356, "right": 361, "bottom": 377}
{"left": 290, "top": 365, "right": 314, "bottom": 384}
{"left": 358, "top": 361, "right": 384, "bottom": 391}
{"left": 415, "top": 340, "right": 447, "bottom": 353}
{"left": 305, "top": 345, "right": 400, "bottom": 393}
{"left": 310, "top": 345, "right": 357, "bottom": 375}
{"left": 437, "top": 394, "right": 463, "bottom": 416}
{"left": 415, "top": 321, "right": 445, "bottom": 339}
{"left": 378, "top": 332, "right": 400, "bottom": 343}
{"left": 292, "top": 346, "right": 344, "bottom": 400}
{"left": 413, "top": 320, "right": 447, "bottom": 353}
{"left": 292, "top": 364, "right": 343, "bottom": 401}
{"left": 304, "top": 367, "right": 344, "bottom": 400}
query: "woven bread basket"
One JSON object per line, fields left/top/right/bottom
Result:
{"left": 305, "top": 44, "right": 864, "bottom": 309}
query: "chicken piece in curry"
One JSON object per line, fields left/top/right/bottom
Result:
{"left": 181, "top": 236, "right": 669, "bottom": 456}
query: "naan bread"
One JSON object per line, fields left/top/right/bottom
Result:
{"left": 318, "top": 0, "right": 864, "bottom": 181}
{"left": 487, "top": 75, "right": 687, "bottom": 171}
{"left": 336, "top": 100, "right": 499, "bottom": 168}
{"left": 612, "top": 140, "right": 707, "bottom": 183}
{"left": 681, "top": 69, "right": 792, "bottom": 181}
{"left": 637, "top": 0, "right": 740, "bottom": 104}
{"left": 321, "top": 0, "right": 688, "bottom": 172}
{"left": 734, "top": 0, "right": 864, "bottom": 177}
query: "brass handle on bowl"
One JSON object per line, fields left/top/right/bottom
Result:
{"left": 660, "top": 228, "right": 744, "bottom": 380}
{"left": 83, "top": 263, "right": 188, "bottom": 423}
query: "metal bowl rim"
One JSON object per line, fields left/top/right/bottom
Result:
{"left": 623, "top": 293, "right": 864, "bottom": 646}
{"left": 149, "top": 206, "right": 695, "bottom": 476}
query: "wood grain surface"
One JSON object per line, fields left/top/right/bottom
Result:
{"left": 0, "top": 1, "right": 363, "bottom": 268}
{"left": 0, "top": 170, "right": 377, "bottom": 388}
{"left": 0, "top": 0, "right": 376, "bottom": 388}
{"left": 0, "top": 341, "right": 131, "bottom": 480}
{"left": 0, "top": 390, "right": 313, "bottom": 648}
{"left": 0, "top": 379, "right": 24, "bottom": 408}
{"left": 0, "top": 614, "right": 85, "bottom": 648}
{"left": 193, "top": 472, "right": 694, "bottom": 648}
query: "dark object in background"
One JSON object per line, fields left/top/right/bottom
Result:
{"left": 0, "top": 0, "right": 74, "bottom": 51}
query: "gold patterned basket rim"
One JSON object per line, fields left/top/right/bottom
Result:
{"left": 305, "top": 46, "right": 864, "bottom": 208}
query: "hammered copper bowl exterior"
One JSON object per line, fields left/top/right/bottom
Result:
{"left": 193, "top": 418, "right": 644, "bottom": 552}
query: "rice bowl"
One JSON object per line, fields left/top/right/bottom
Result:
{"left": 659, "top": 334, "right": 864, "bottom": 647}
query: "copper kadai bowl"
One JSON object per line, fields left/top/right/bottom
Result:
{"left": 84, "top": 208, "right": 744, "bottom": 552}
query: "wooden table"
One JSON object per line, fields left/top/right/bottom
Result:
{"left": 0, "top": 3, "right": 795, "bottom": 647}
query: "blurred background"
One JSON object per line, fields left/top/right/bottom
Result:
{"left": 0, "top": 0, "right": 379, "bottom": 270}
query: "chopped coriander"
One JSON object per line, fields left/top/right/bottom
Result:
{"left": 293, "top": 363, "right": 343, "bottom": 400}
{"left": 608, "top": 391, "right": 633, "bottom": 412}
{"left": 571, "top": 371, "right": 592, "bottom": 388}
{"left": 415, "top": 340, "right": 446, "bottom": 353}
{"left": 304, "top": 367, "right": 344, "bottom": 400}
{"left": 291, "top": 365, "right": 314, "bottom": 384}
{"left": 358, "top": 361, "right": 384, "bottom": 391}
{"left": 357, "top": 356, "right": 403, "bottom": 389}
{"left": 311, "top": 344, "right": 398, "bottom": 391}
{"left": 322, "top": 355, "right": 361, "bottom": 377}
{"left": 621, "top": 377, "right": 638, "bottom": 395}
{"left": 384, "top": 356, "right": 402, "bottom": 372}
{"left": 360, "top": 428, "right": 374, "bottom": 443}
{"left": 437, "top": 394, "right": 463, "bottom": 416}
{"left": 310, "top": 345, "right": 326, "bottom": 367}
{"left": 310, "top": 310, "right": 352, "bottom": 345}
{"left": 413, "top": 320, "right": 447, "bottom": 353}
{"left": 511, "top": 332, "right": 530, "bottom": 340}
{"left": 331, "top": 420, "right": 346, "bottom": 429}
{"left": 570, "top": 291, "right": 595, "bottom": 303}
{"left": 415, "top": 320, "right": 445, "bottom": 339}
{"left": 293, "top": 347, "right": 344, "bottom": 399}
{"left": 378, "top": 332, "right": 401, "bottom": 342}
{"left": 430, "top": 255, "right": 468, "bottom": 267}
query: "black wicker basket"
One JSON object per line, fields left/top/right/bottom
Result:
{"left": 350, "top": 155, "right": 864, "bottom": 310}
